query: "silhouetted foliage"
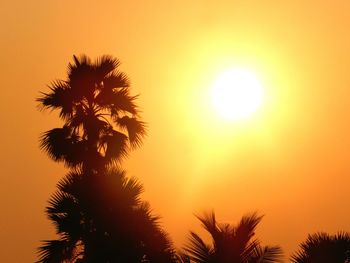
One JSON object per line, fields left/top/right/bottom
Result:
{"left": 37, "top": 169, "right": 176, "bottom": 263}
{"left": 182, "top": 211, "right": 283, "bottom": 263}
{"left": 37, "top": 55, "right": 146, "bottom": 171}
{"left": 291, "top": 232, "right": 350, "bottom": 263}
{"left": 37, "top": 55, "right": 176, "bottom": 262}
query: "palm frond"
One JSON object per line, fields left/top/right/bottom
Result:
{"left": 184, "top": 231, "right": 213, "bottom": 263}
{"left": 56, "top": 170, "right": 82, "bottom": 193}
{"left": 117, "top": 116, "right": 146, "bottom": 148}
{"left": 39, "top": 126, "right": 72, "bottom": 162}
{"left": 37, "top": 239, "right": 76, "bottom": 263}
{"left": 234, "top": 212, "right": 263, "bottom": 247}
{"left": 103, "top": 130, "right": 128, "bottom": 163}
{"left": 195, "top": 211, "right": 222, "bottom": 250}
{"left": 113, "top": 88, "right": 139, "bottom": 114}
{"left": 96, "top": 87, "right": 138, "bottom": 115}
{"left": 239, "top": 238, "right": 260, "bottom": 262}
{"left": 122, "top": 175, "right": 144, "bottom": 202}
{"left": 69, "top": 54, "right": 91, "bottom": 71}
{"left": 94, "top": 55, "right": 120, "bottom": 80}
{"left": 46, "top": 191, "right": 77, "bottom": 215}
{"left": 40, "top": 126, "right": 85, "bottom": 167}
{"left": 45, "top": 190, "right": 83, "bottom": 238}
{"left": 37, "top": 80, "right": 74, "bottom": 120}
{"left": 103, "top": 71, "right": 129, "bottom": 90}
{"left": 249, "top": 245, "right": 284, "bottom": 263}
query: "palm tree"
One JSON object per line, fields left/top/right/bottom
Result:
{"left": 36, "top": 55, "right": 176, "bottom": 262}
{"left": 37, "top": 55, "right": 146, "bottom": 172}
{"left": 291, "top": 232, "right": 350, "bottom": 263}
{"left": 37, "top": 168, "right": 176, "bottom": 263}
{"left": 182, "top": 211, "right": 283, "bottom": 263}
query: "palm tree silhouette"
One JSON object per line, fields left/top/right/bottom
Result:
{"left": 291, "top": 232, "right": 350, "bottom": 263}
{"left": 36, "top": 55, "right": 176, "bottom": 262}
{"left": 37, "top": 55, "right": 146, "bottom": 172}
{"left": 182, "top": 211, "right": 283, "bottom": 263}
{"left": 37, "top": 168, "right": 176, "bottom": 262}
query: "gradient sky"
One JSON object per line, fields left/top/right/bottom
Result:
{"left": 1, "top": 1, "right": 350, "bottom": 261}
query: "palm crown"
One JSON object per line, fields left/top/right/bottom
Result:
{"left": 38, "top": 55, "right": 146, "bottom": 171}
{"left": 182, "top": 212, "right": 283, "bottom": 263}
{"left": 291, "top": 232, "right": 350, "bottom": 263}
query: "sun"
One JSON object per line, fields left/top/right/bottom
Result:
{"left": 211, "top": 68, "right": 263, "bottom": 120}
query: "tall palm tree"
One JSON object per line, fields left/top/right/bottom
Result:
{"left": 37, "top": 168, "right": 176, "bottom": 263}
{"left": 291, "top": 232, "right": 350, "bottom": 263}
{"left": 37, "top": 55, "right": 146, "bottom": 171}
{"left": 182, "top": 212, "right": 283, "bottom": 263}
{"left": 36, "top": 55, "right": 176, "bottom": 262}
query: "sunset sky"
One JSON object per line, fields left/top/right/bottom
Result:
{"left": 1, "top": 1, "right": 350, "bottom": 261}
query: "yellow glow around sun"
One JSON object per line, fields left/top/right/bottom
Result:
{"left": 211, "top": 68, "right": 263, "bottom": 120}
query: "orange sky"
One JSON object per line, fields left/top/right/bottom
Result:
{"left": 1, "top": 1, "right": 350, "bottom": 261}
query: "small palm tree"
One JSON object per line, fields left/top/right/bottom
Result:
{"left": 182, "top": 211, "right": 283, "bottom": 263}
{"left": 38, "top": 55, "right": 146, "bottom": 171}
{"left": 291, "top": 232, "right": 350, "bottom": 263}
{"left": 37, "top": 168, "right": 176, "bottom": 263}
